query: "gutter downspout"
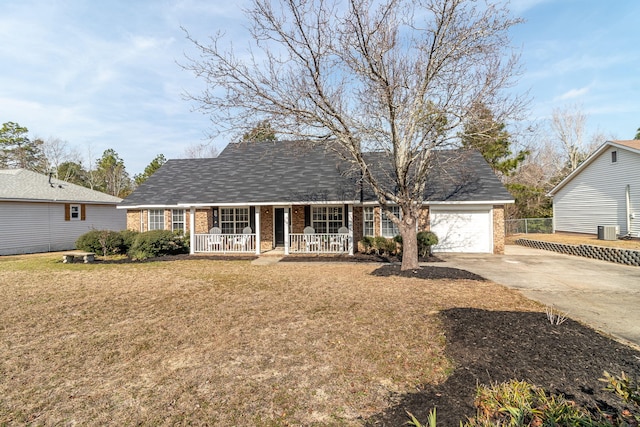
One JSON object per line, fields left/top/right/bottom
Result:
{"left": 626, "top": 184, "right": 631, "bottom": 236}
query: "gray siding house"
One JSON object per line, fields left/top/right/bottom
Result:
{"left": 0, "top": 169, "right": 126, "bottom": 255}
{"left": 549, "top": 140, "right": 640, "bottom": 238}
{"left": 119, "top": 141, "right": 514, "bottom": 254}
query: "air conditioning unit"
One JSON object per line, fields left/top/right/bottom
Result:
{"left": 599, "top": 225, "right": 618, "bottom": 241}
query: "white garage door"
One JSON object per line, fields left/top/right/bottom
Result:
{"left": 430, "top": 209, "right": 492, "bottom": 253}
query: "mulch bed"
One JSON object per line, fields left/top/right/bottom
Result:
{"left": 280, "top": 253, "right": 442, "bottom": 263}
{"left": 366, "top": 305, "right": 640, "bottom": 425}
{"left": 371, "top": 264, "right": 487, "bottom": 281}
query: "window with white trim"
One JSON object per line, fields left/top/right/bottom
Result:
{"left": 380, "top": 206, "right": 400, "bottom": 238}
{"left": 148, "top": 209, "right": 165, "bottom": 230}
{"left": 172, "top": 209, "right": 185, "bottom": 232}
{"left": 312, "top": 206, "right": 343, "bottom": 234}
{"left": 220, "top": 207, "right": 249, "bottom": 234}
{"left": 70, "top": 204, "right": 81, "bottom": 220}
{"left": 611, "top": 150, "right": 617, "bottom": 163}
{"left": 363, "top": 207, "right": 374, "bottom": 237}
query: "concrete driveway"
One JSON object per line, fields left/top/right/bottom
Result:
{"left": 439, "top": 245, "right": 640, "bottom": 348}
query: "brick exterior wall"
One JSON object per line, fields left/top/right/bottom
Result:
{"left": 126, "top": 208, "right": 206, "bottom": 233}
{"left": 352, "top": 206, "right": 363, "bottom": 252}
{"left": 291, "top": 205, "right": 306, "bottom": 234}
{"left": 373, "top": 206, "right": 381, "bottom": 237}
{"left": 163, "top": 209, "right": 172, "bottom": 231}
{"left": 419, "top": 206, "right": 430, "bottom": 231}
{"left": 260, "top": 206, "right": 273, "bottom": 251}
{"left": 195, "top": 209, "right": 212, "bottom": 233}
{"left": 125, "top": 203, "right": 506, "bottom": 254}
{"left": 493, "top": 205, "right": 505, "bottom": 254}
{"left": 126, "top": 210, "right": 142, "bottom": 231}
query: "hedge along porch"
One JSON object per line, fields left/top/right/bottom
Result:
{"left": 119, "top": 141, "right": 513, "bottom": 255}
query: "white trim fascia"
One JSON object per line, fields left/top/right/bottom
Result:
{"left": 117, "top": 204, "right": 181, "bottom": 210}
{"left": 548, "top": 140, "right": 640, "bottom": 196}
{"left": 175, "top": 200, "right": 360, "bottom": 207}
{"left": 1, "top": 198, "right": 120, "bottom": 205}
{"left": 430, "top": 204, "right": 494, "bottom": 211}
{"left": 359, "top": 199, "right": 513, "bottom": 206}
{"left": 426, "top": 200, "right": 514, "bottom": 205}
{"left": 123, "top": 199, "right": 513, "bottom": 209}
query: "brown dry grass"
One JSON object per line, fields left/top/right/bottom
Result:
{"left": 507, "top": 233, "right": 640, "bottom": 250}
{"left": 0, "top": 255, "right": 539, "bottom": 426}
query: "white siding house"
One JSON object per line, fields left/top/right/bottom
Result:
{"left": 549, "top": 140, "right": 640, "bottom": 237}
{"left": 0, "top": 169, "right": 126, "bottom": 255}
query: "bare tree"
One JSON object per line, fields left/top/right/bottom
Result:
{"left": 39, "top": 137, "right": 82, "bottom": 176}
{"left": 183, "top": 0, "right": 524, "bottom": 269}
{"left": 550, "top": 104, "right": 599, "bottom": 172}
{"left": 182, "top": 142, "right": 219, "bottom": 159}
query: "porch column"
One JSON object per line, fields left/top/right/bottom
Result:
{"left": 255, "top": 207, "right": 261, "bottom": 255}
{"left": 189, "top": 206, "right": 195, "bottom": 255}
{"left": 284, "top": 208, "right": 290, "bottom": 255}
{"left": 348, "top": 204, "right": 354, "bottom": 256}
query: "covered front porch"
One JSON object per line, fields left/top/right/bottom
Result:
{"left": 187, "top": 204, "right": 355, "bottom": 256}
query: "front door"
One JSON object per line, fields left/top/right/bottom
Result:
{"left": 275, "top": 208, "right": 285, "bottom": 246}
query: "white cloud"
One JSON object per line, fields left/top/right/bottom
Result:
{"left": 555, "top": 85, "right": 591, "bottom": 101}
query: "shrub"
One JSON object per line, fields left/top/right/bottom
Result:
{"left": 409, "top": 378, "right": 640, "bottom": 426}
{"left": 119, "top": 229, "right": 140, "bottom": 253}
{"left": 76, "top": 230, "right": 125, "bottom": 256}
{"left": 373, "top": 236, "right": 397, "bottom": 255}
{"left": 417, "top": 231, "right": 438, "bottom": 258}
{"left": 360, "top": 236, "right": 375, "bottom": 254}
{"left": 128, "top": 230, "right": 189, "bottom": 260}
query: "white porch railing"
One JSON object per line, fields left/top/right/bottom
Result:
{"left": 193, "top": 233, "right": 256, "bottom": 253}
{"left": 289, "top": 233, "right": 350, "bottom": 254}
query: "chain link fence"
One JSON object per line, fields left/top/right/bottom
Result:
{"left": 505, "top": 218, "right": 553, "bottom": 235}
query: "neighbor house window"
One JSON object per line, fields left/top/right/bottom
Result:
{"left": 380, "top": 206, "right": 400, "bottom": 238}
{"left": 363, "top": 207, "right": 374, "bottom": 237}
{"left": 220, "top": 208, "right": 249, "bottom": 234}
{"left": 148, "top": 209, "right": 165, "bottom": 230}
{"left": 312, "top": 206, "right": 343, "bottom": 234}
{"left": 172, "top": 209, "right": 185, "bottom": 233}
{"left": 611, "top": 150, "right": 617, "bottom": 163}
{"left": 70, "top": 204, "right": 81, "bottom": 220}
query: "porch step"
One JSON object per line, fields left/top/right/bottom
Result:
{"left": 260, "top": 248, "right": 286, "bottom": 256}
{"left": 251, "top": 255, "right": 283, "bottom": 265}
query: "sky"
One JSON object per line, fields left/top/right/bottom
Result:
{"left": 1, "top": 0, "right": 639, "bottom": 175}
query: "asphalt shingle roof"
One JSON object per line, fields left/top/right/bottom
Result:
{"left": 120, "top": 141, "right": 513, "bottom": 207}
{"left": 0, "top": 169, "right": 122, "bottom": 204}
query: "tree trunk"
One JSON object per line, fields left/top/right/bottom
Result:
{"left": 399, "top": 217, "right": 419, "bottom": 271}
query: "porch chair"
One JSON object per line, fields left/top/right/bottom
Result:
{"left": 303, "top": 226, "right": 319, "bottom": 252}
{"left": 208, "top": 227, "right": 223, "bottom": 252}
{"left": 330, "top": 226, "right": 349, "bottom": 252}
{"left": 232, "top": 226, "right": 253, "bottom": 251}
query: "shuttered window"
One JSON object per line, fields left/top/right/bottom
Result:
{"left": 65, "top": 204, "right": 86, "bottom": 221}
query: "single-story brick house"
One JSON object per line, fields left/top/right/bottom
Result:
{"left": 118, "top": 141, "right": 513, "bottom": 255}
{"left": 549, "top": 140, "right": 640, "bottom": 238}
{"left": 0, "top": 169, "right": 126, "bottom": 255}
